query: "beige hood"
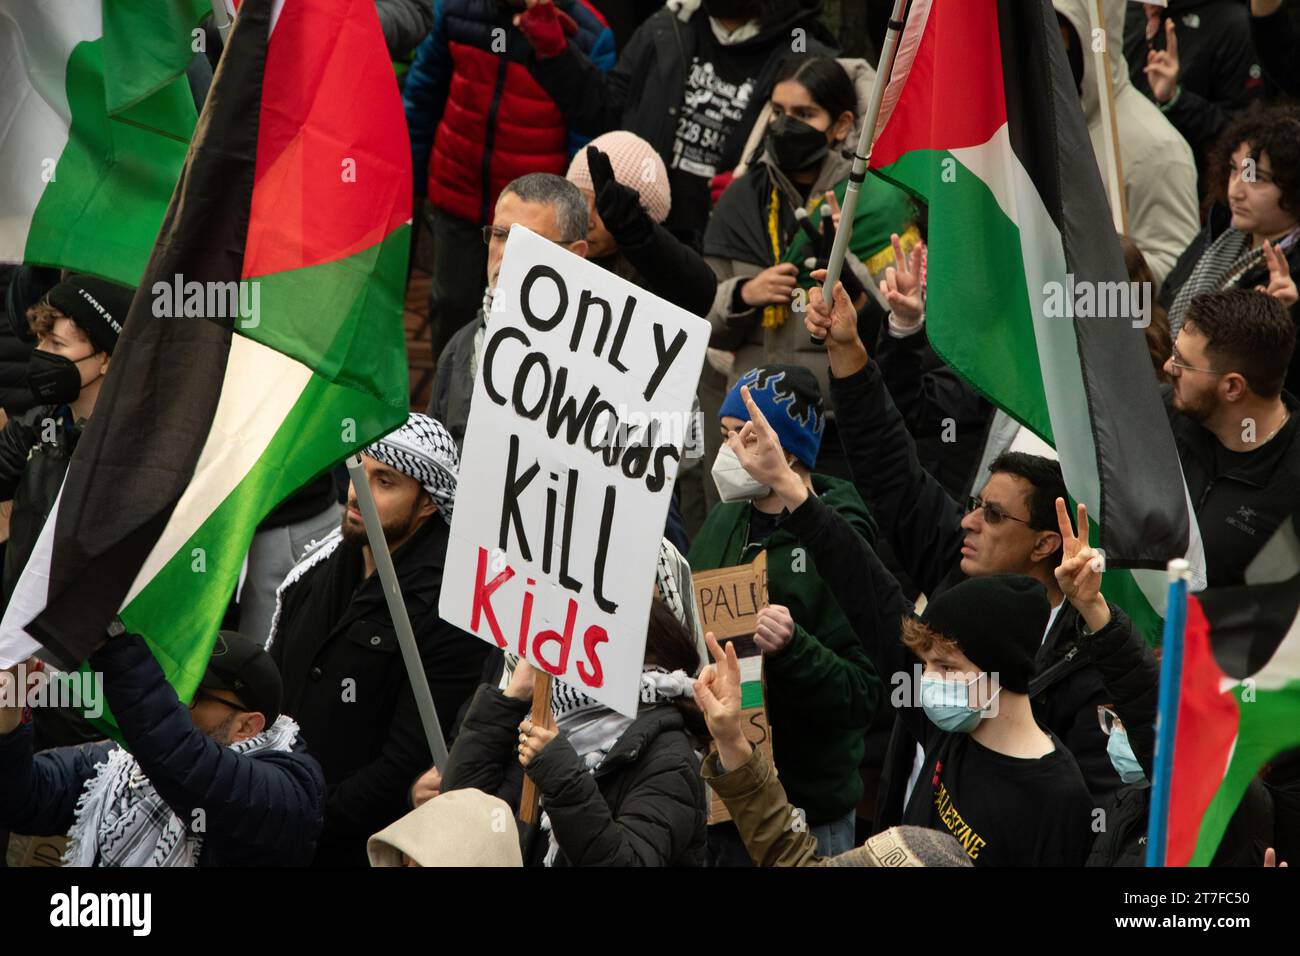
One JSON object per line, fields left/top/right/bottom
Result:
{"left": 1053, "top": 0, "right": 1133, "bottom": 125}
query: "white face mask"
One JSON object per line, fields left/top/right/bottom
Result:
{"left": 711, "top": 442, "right": 769, "bottom": 502}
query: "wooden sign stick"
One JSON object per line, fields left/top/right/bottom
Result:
{"left": 519, "top": 670, "right": 555, "bottom": 826}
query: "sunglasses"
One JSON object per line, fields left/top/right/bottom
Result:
{"left": 966, "top": 495, "right": 1031, "bottom": 526}
{"left": 190, "top": 688, "right": 246, "bottom": 713}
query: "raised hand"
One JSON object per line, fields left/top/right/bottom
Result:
{"left": 410, "top": 765, "right": 442, "bottom": 807}
{"left": 513, "top": 0, "right": 577, "bottom": 59}
{"left": 1054, "top": 497, "right": 1110, "bottom": 631}
{"left": 693, "top": 632, "right": 750, "bottom": 767}
{"left": 806, "top": 267, "right": 859, "bottom": 345}
{"left": 727, "top": 385, "right": 803, "bottom": 507}
{"left": 879, "top": 233, "right": 925, "bottom": 324}
{"left": 1258, "top": 239, "right": 1297, "bottom": 307}
{"left": 518, "top": 716, "right": 557, "bottom": 767}
{"left": 1144, "top": 19, "right": 1180, "bottom": 104}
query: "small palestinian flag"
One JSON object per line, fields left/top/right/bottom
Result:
{"left": 0, "top": 0, "right": 411, "bottom": 728}
{"left": 867, "top": 0, "right": 1203, "bottom": 631}
{"left": 0, "top": 0, "right": 207, "bottom": 284}
{"left": 1156, "top": 513, "right": 1300, "bottom": 866}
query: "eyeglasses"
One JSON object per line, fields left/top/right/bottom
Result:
{"left": 190, "top": 688, "right": 246, "bottom": 713}
{"left": 1167, "top": 344, "right": 1224, "bottom": 376}
{"left": 966, "top": 495, "right": 1031, "bottom": 526}
{"left": 481, "top": 225, "right": 585, "bottom": 247}
{"left": 1097, "top": 705, "right": 1124, "bottom": 737}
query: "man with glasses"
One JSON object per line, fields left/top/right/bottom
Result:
{"left": 1162, "top": 288, "right": 1300, "bottom": 586}
{"left": 0, "top": 628, "right": 325, "bottom": 866}
{"left": 802, "top": 272, "right": 1133, "bottom": 833}
{"left": 427, "top": 172, "right": 589, "bottom": 448}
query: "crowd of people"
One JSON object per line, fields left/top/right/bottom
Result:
{"left": 1, "top": 0, "right": 1299, "bottom": 869}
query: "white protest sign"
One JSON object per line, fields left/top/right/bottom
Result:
{"left": 439, "top": 226, "right": 709, "bottom": 718}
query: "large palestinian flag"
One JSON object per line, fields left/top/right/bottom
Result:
{"left": 0, "top": 0, "right": 207, "bottom": 284}
{"left": 1156, "top": 513, "right": 1300, "bottom": 866}
{"left": 867, "top": 0, "right": 1202, "bottom": 626}
{"left": 0, "top": 0, "right": 411, "bottom": 727}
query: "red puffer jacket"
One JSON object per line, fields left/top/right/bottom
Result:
{"left": 405, "top": 0, "right": 616, "bottom": 225}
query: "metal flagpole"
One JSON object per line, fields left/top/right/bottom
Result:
{"left": 1145, "top": 558, "right": 1190, "bottom": 867}
{"left": 345, "top": 455, "right": 449, "bottom": 769}
{"left": 812, "top": 0, "right": 909, "bottom": 340}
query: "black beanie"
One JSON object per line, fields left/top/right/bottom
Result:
{"left": 46, "top": 275, "right": 134, "bottom": 356}
{"left": 918, "top": 574, "right": 1049, "bottom": 693}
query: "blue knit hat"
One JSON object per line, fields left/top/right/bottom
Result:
{"left": 718, "top": 365, "right": 824, "bottom": 469}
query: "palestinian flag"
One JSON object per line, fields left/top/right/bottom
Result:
{"left": 1156, "top": 513, "right": 1300, "bottom": 866}
{"left": 867, "top": 0, "right": 1202, "bottom": 631}
{"left": 0, "top": 0, "right": 411, "bottom": 729}
{"left": 0, "top": 0, "right": 208, "bottom": 284}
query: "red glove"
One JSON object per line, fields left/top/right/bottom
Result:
{"left": 516, "top": 1, "right": 578, "bottom": 60}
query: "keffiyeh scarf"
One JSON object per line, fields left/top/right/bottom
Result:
{"left": 1168, "top": 227, "right": 1300, "bottom": 336}
{"left": 64, "top": 715, "right": 300, "bottom": 867}
{"left": 363, "top": 413, "right": 459, "bottom": 524}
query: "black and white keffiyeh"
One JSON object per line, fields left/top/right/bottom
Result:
{"left": 1168, "top": 227, "right": 1300, "bottom": 336}
{"left": 363, "top": 413, "right": 459, "bottom": 524}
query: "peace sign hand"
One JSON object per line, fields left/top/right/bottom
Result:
{"left": 1257, "top": 239, "right": 1298, "bottom": 308}
{"left": 1054, "top": 497, "right": 1111, "bottom": 632}
{"left": 879, "top": 233, "right": 926, "bottom": 325}
{"left": 1144, "top": 18, "right": 1180, "bottom": 104}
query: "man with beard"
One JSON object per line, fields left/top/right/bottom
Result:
{"left": 1163, "top": 288, "right": 1300, "bottom": 585}
{"left": 267, "top": 414, "right": 490, "bottom": 866}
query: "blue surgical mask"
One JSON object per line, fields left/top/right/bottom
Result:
{"left": 920, "top": 674, "right": 999, "bottom": 734}
{"left": 1107, "top": 726, "right": 1147, "bottom": 784}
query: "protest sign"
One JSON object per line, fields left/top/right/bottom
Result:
{"left": 440, "top": 226, "right": 709, "bottom": 718}
{"left": 692, "top": 553, "right": 772, "bottom": 824}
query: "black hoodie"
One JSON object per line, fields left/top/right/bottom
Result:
{"left": 527, "top": 0, "right": 838, "bottom": 246}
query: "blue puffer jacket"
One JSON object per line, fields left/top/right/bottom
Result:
{"left": 0, "top": 635, "right": 325, "bottom": 866}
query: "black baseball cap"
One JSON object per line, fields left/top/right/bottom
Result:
{"left": 199, "top": 631, "right": 282, "bottom": 726}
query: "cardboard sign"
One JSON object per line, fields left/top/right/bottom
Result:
{"left": 439, "top": 226, "right": 709, "bottom": 718}
{"left": 692, "top": 553, "right": 773, "bottom": 824}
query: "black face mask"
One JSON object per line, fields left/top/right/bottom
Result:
{"left": 702, "top": 0, "right": 761, "bottom": 20}
{"left": 766, "top": 115, "right": 831, "bottom": 172}
{"left": 27, "top": 350, "right": 90, "bottom": 405}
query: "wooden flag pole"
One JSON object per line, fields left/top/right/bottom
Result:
{"left": 519, "top": 670, "right": 555, "bottom": 825}
{"left": 1089, "top": 0, "right": 1130, "bottom": 234}
{"left": 813, "top": 0, "right": 909, "bottom": 337}
{"left": 1145, "top": 558, "right": 1190, "bottom": 867}
{"left": 345, "top": 455, "right": 449, "bottom": 769}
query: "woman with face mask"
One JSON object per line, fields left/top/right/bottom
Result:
{"left": 1162, "top": 106, "right": 1300, "bottom": 396}
{"left": 698, "top": 55, "right": 918, "bottom": 492}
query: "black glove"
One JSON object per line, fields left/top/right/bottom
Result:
{"left": 587, "top": 145, "right": 653, "bottom": 248}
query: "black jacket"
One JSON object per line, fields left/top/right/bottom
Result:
{"left": 826, "top": 361, "right": 1123, "bottom": 817}
{"left": 874, "top": 325, "right": 993, "bottom": 502}
{"left": 0, "top": 634, "right": 326, "bottom": 866}
{"left": 1251, "top": 5, "right": 1300, "bottom": 97}
{"left": 1166, "top": 389, "right": 1300, "bottom": 587}
{"left": 525, "top": 2, "right": 837, "bottom": 244}
{"left": 592, "top": 222, "right": 718, "bottom": 318}
{"left": 442, "top": 684, "right": 708, "bottom": 866}
{"left": 0, "top": 264, "right": 45, "bottom": 417}
{"left": 269, "top": 516, "right": 490, "bottom": 866}
{"left": 1123, "top": 0, "right": 1264, "bottom": 166}
{"left": 0, "top": 405, "right": 80, "bottom": 603}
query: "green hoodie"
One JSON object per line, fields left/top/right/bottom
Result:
{"left": 688, "top": 474, "right": 882, "bottom": 826}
